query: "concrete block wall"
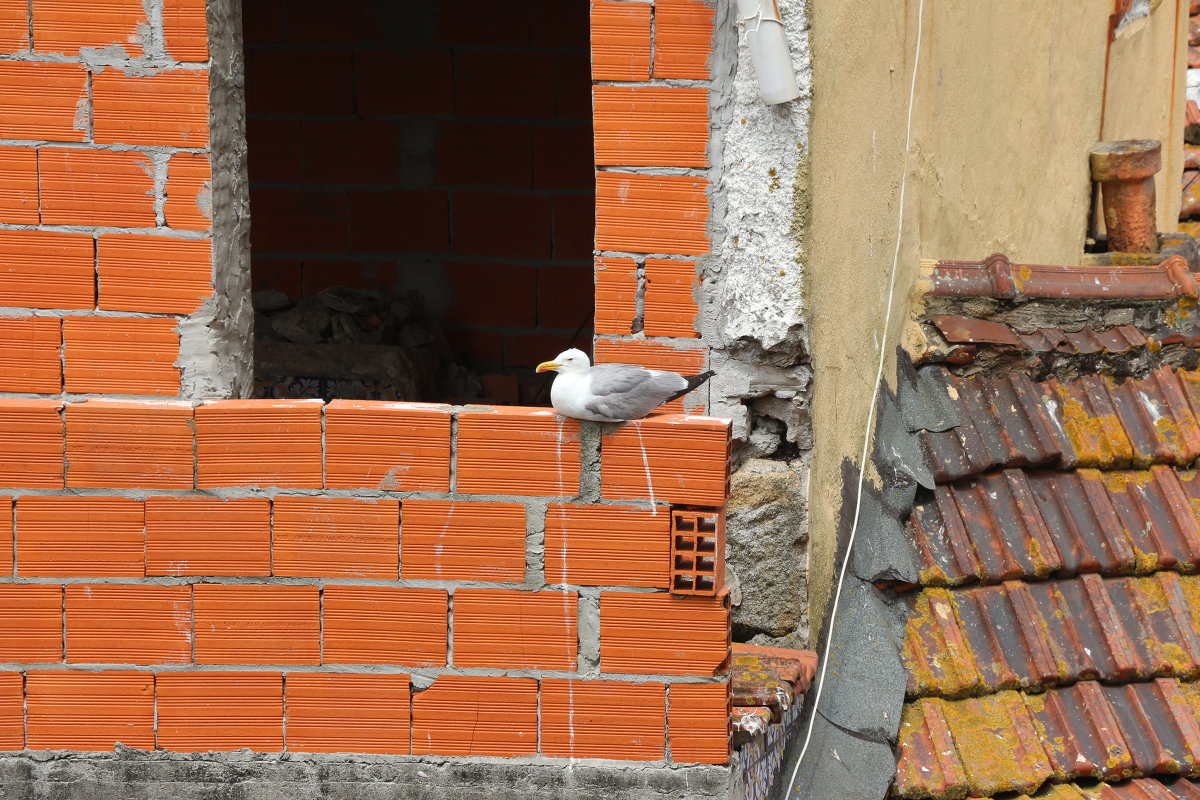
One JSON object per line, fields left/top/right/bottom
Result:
{"left": 589, "top": 0, "right": 714, "bottom": 407}
{"left": 0, "top": 0, "right": 250, "bottom": 400}
{"left": 244, "top": 0, "right": 597, "bottom": 405}
{"left": 0, "top": 397, "right": 733, "bottom": 762}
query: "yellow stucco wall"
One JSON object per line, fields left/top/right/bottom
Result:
{"left": 804, "top": 0, "right": 1186, "bottom": 628}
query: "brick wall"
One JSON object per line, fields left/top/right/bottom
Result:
{"left": 0, "top": 0, "right": 732, "bottom": 768}
{"left": 0, "top": 397, "right": 732, "bottom": 761}
{"left": 244, "top": 0, "right": 596, "bottom": 404}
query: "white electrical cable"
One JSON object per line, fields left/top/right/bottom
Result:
{"left": 784, "top": 0, "right": 927, "bottom": 794}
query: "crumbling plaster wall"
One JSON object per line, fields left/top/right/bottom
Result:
{"left": 803, "top": 0, "right": 1187, "bottom": 633}
{"left": 702, "top": 0, "right": 813, "bottom": 646}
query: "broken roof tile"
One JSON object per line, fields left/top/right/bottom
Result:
{"left": 927, "top": 253, "right": 1197, "bottom": 300}
{"left": 929, "top": 314, "right": 1146, "bottom": 355}
{"left": 931, "top": 314, "right": 1024, "bottom": 347}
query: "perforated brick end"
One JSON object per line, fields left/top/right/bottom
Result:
{"left": 670, "top": 509, "right": 724, "bottom": 596}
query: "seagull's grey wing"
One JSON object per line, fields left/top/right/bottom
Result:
{"left": 584, "top": 363, "right": 687, "bottom": 420}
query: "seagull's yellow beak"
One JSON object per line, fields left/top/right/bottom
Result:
{"left": 535, "top": 361, "right": 560, "bottom": 374}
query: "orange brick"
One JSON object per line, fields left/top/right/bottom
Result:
{"left": 39, "top": 148, "right": 156, "bottom": 227}
{"left": 0, "top": 497, "right": 9, "bottom": 575}
{"left": 65, "top": 584, "right": 191, "bottom": 664}
{"left": 65, "top": 399, "right": 194, "bottom": 489}
{"left": 594, "top": 338, "right": 708, "bottom": 413}
{"left": 192, "top": 584, "right": 319, "bottom": 665}
{"left": 668, "top": 682, "right": 730, "bottom": 763}
{"left": 98, "top": 234, "right": 212, "bottom": 313}
{"left": 324, "top": 400, "right": 452, "bottom": 491}
{"left": 0, "top": 399, "right": 63, "bottom": 487}
{"left": 400, "top": 499, "right": 526, "bottom": 581}
{"left": 156, "top": 671, "right": 283, "bottom": 751}
{"left": 272, "top": 497, "right": 399, "bottom": 579}
{"left": 195, "top": 399, "right": 323, "bottom": 488}
{"left": 0, "top": 145, "right": 39, "bottom": 223}
{"left": 542, "top": 679, "right": 665, "bottom": 760}
{"left": 600, "top": 591, "right": 730, "bottom": 675}
{"left": 0, "top": 1, "right": 28, "bottom": 53}
{"left": 26, "top": 670, "right": 154, "bottom": 750}
{"left": 455, "top": 407, "right": 580, "bottom": 496}
{"left": 591, "top": 0, "right": 650, "bottom": 80}
{"left": 323, "top": 585, "right": 447, "bottom": 667}
{"left": 0, "top": 61, "right": 86, "bottom": 141}
{"left": 32, "top": 0, "right": 148, "bottom": 56}
{"left": 453, "top": 589, "right": 578, "bottom": 670}
{"left": 653, "top": 0, "right": 714, "bottom": 79}
{"left": 145, "top": 496, "right": 270, "bottom": 576}
{"left": 0, "top": 584, "right": 62, "bottom": 661}
{"left": 164, "top": 151, "right": 212, "bottom": 230}
{"left": 644, "top": 258, "right": 700, "bottom": 337}
{"left": 286, "top": 673, "right": 410, "bottom": 754}
{"left": 595, "top": 256, "right": 639, "bottom": 336}
{"left": 411, "top": 676, "right": 537, "bottom": 756}
{"left": 601, "top": 414, "right": 730, "bottom": 506}
{"left": 593, "top": 86, "right": 708, "bottom": 168}
{"left": 163, "top": 0, "right": 207, "bottom": 60}
{"left": 63, "top": 316, "right": 180, "bottom": 395}
{"left": 17, "top": 495, "right": 143, "bottom": 577}
{"left": 0, "top": 672, "right": 20, "bottom": 750}
{"left": 0, "top": 229, "right": 95, "bottom": 309}
{"left": 93, "top": 70, "right": 209, "bottom": 147}
{"left": 596, "top": 172, "right": 709, "bottom": 256}
{"left": 544, "top": 503, "right": 671, "bottom": 588}
{"left": 0, "top": 319, "right": 62, "bottom": 395}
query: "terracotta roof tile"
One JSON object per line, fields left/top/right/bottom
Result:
{"left": 927, "top": 253, "right": 1197, "bottom": 300}
{"left": 929, "top": 315, "right": 1148, "bottom": 355}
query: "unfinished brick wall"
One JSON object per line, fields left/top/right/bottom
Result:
{"left": 0, "top": 398, "right": 732, "bottom": 760}
{"left": 245, "top": 0, "right": 596, "bottom": 404}
{"left": 0, "top": 0, "right": 733, "bottom": 769}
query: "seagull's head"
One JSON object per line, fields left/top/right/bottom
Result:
{"left": 536, "top": 348, "right": 591, "bottom": 375}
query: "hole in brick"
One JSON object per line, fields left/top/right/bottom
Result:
{"left": 696, "top": 575, "right": 715, "bottom": 592}
{"left": 673, "top": 574, "right": 695, "bottom": 591}
{"left": 697, "top": 536, "right": 717, "bottom": 553}
{"left": 674, "top": 514, "right": 696, "bottom": 532}
{"left": 674, "top": 554, "right": 695, "bottom": 570}
{"left": 242, "top": 0, "right": 596, "bottom": 406}
{"left": 696, "top": 556, "right": 715, "bottom": 573}
{"left": 674, "top": 535, "right": 696, "bottom": 551}
{"left": 697, "top": 515, "right": 717, "bottom": 533}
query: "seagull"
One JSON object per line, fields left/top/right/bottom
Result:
{"left": 535, "top": 348, "right": 715, "bottom": 422}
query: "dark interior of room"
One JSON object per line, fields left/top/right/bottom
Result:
{"left": 243, "top": 0, "right": 594, "bottom": 404}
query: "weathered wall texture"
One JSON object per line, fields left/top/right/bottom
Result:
{"left": 803, "top": 0, "right": 1186, "bottom": 626}
{"left": 703, "top": 0, "right": 814, "bottom": 647}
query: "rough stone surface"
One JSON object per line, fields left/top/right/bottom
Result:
{"left": 177, "top": 0, "right": 253, "bottom": 399}
{"left": 0, "top": 752, "right": 734, "bottom": 800}
{"left": 726, "top": 458, "right": 809, "bottom": 642}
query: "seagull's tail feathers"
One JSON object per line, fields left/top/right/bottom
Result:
{"left": 666, "top": 370, "right": 716, "bottom": 403}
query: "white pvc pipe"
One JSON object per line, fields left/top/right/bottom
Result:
{"left": 736, "top": 0, "right": 801, "bottom": 105}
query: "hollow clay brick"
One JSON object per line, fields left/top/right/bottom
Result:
{"left": 65, "top": 399, "right": 195, "bottom": 489}
{"left": 400, "top": 499, "right": 526, "bottom": 582}
{"left": 0, "top": 318, "right": 61, "bottom": 394}
{"left": 145, "top": 496, "right": 271, "bottom": 576}
{"left": 285, "top": 673, "right": 410, "bottom": 755}
{"left": 0, "top": 229, "right": 95, "bottom": 309}
{"left": 272, "top": 497, "right": 399, "bottom": 579}
{"left": 0, "top": 584, "right": 62, "bottom": 661}
{"left": 453, "top": 589, "right": 578, "bottom": 671}
{"left": 39, "top": 148, "right": 156, "bottom": 227}
{"left": 156, "top": 671, "right": 283, "bottom": 751}
{"left": 26, "top": 670, "right": 154, "bottom": 750}
{"left": 195, "top": 399, "right": 323, "bottom": 488}
{"left": 322, "top": 585, "right": 448, "bottom": 667}
{"left": 411, "top": 675, "right": 537, "bottom": 757}
{"left": 97, "top": 234, "right": 213, "bottom": 314}
{"left": 544, "top": 503, "right": 671, "bottom": 588}
{"left": 65, "top": 584, "right": 192, "bottom": 664}
{"left": 541, "top": 679, "right": 666, "bottom": 760}
{"left": 0, "top": 61, "right": 86, "bottom": 141}
{"left": 92, "top": 70, "right": 209, "bottom": 148}
{"left": 16, "top": 496, "right": 144, "bottom": 577}
{"left": 455, "top": 407, "right": 581, "bottom": 497}
{"left": 63, "top": 316, "right": 181, "bottom": 395}
{"left": 324, "top": 400, "right": 451, "bottom": 491}
{"left": 0, "top": 145, "right": 39, "bottom": 223}
{"left": 192, "top": 584, "right": 319, "bottom": 665}
{"left": 0, "top": 399, "right": 63, "bottom": 487}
